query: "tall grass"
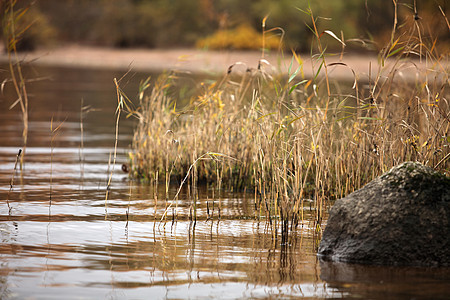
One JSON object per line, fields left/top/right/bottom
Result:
{"left": 129, "top": 4, "right": 449, "bottom": 238}
{"left": 105, "top": 73, "right": 136, "bottom": 216}
{"left": 2, "top": 0, "right": 31, "bottom": 167}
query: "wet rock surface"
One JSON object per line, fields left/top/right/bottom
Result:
{"left": 318, "top": 161, "right": 450, "bottom": 266}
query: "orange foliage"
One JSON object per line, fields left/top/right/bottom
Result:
{"left": 196, "top": 24, "right": 282, "bottom": 50}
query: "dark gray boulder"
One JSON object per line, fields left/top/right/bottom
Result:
{"left": 318, "top": 161, "right": 450, "bottom": 266}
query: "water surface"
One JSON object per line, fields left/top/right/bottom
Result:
{"left": 0, "top": 65, "right": 449, "bottom": 299}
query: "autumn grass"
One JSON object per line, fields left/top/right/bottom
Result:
{"left": 2, "top": 0, "right": 31, "bottom": 167}
{"left": 128, "top": 4, "right": 449, "bottom": 237}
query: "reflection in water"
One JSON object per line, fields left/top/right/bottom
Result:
{"left": 0, "top": 65, "right": 333, "bottom": 299}
{"left": 320, "top": 260, "right": 450, "bottom": 299}
{"left": 0, "top": 216, "right": 326, "bottom": 298}
{"left": 0, "top": 65, "right": 448, "bottom": 299}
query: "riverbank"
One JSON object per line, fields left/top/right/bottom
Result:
{"left": 0, "top": 44, "right": 439, "bottom": 81}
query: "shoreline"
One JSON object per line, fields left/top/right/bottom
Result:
{"left": 0, "top": 44, "right": 442, "bottom": 81}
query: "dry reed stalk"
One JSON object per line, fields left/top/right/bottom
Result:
{"left": 125, "top": 181, "right": 132, "bottom": 229}
{"left": 104, "top": 79, "right": 121, "bottom": 210}
{"left": 79, "top": 98, "right": 86, "bottom": 178}
{"left": 6, "top": 149, "right": 22, "bottom": 214}
{"left": 105, "top": 74, "right": 136, "bottom": 214}
{"left": 3, "top": 1, "right": 31, "bottom": 167}
{"left": 49, "top": 117, "right": 64, "bottom": 204}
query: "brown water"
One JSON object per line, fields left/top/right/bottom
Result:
{"left": 1, "top": 65, "right": 449, "bottom": 299}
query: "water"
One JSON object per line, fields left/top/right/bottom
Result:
{"left": 1, "top": 65, "right": 449, "bottom": 299}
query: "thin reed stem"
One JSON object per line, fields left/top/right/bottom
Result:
{"left": 3, "top": 0, "right": 30, "bottom": 167}
{"left": 6, "top": 149, "right": 22, "bottom": 214}
{"left": 105, "top": 78, "right": 123, "bottom": 210}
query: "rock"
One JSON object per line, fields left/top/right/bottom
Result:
{"left": 318, "top": 161, "right": 450, "bottom": 266}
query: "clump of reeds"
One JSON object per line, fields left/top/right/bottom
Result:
{"left": 129, "top": 3, "right": 449, "bottom": 238}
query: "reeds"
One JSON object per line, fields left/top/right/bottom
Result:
{"left": 6, "top": 149, "right": 22, "bottom": 214}
{"left": 105, "top": 74, "right": 136, "bottom": 215}
{"left": 2, "top": 0, "right": 31, "bottom": 167}
{"left": 129, "top": 3, "right": 449, "bottom": 238}
{"left": 49, "top": 116, "right": 65, "bottom": 205}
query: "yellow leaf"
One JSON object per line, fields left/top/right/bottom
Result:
{"left": 262, "top": 14, "right": 269, "bottom": 28}
{"left": 291, "top": 50, "right": 304, "bottom": 78}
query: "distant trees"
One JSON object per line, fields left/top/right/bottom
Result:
{"left": 2, "top": 0, "right": 448, "bottom": 52}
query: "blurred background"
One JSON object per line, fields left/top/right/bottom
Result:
{"left": 1, "top": 0, "right": 449, "bottom": 53}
